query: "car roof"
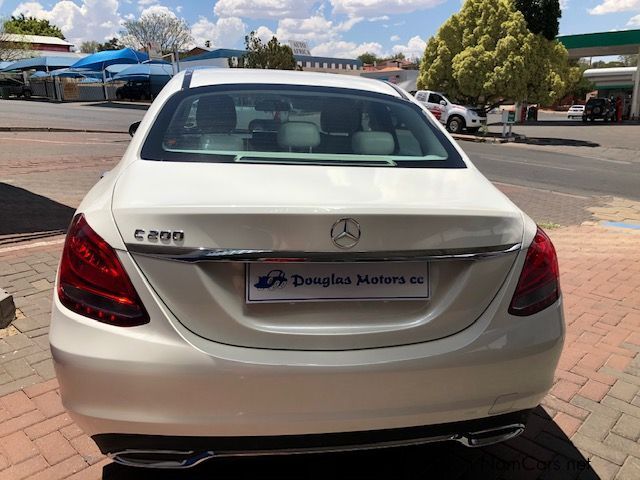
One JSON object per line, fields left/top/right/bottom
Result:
{"left": 186, "top": 68, "right": 403, "bottom": 98}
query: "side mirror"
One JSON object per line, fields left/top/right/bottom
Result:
{"left": 129, "top": 121, "right": 141, "bottom": 137}
{"left": 440, "top": 100, "right": 447, "bottom": 106}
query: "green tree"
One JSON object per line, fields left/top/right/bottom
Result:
{"left": 515, "top": 0, "right": 561, "bottom": 41}
{"left": 591, "top": 59, "right": 626, "bottom": 68}
{"left": 357, "top": 52, "right": 379, "bottom": 65}
{"left": 80, "top": 38, "right": 122, "bottom": 53}
{"left": 620, "top": 55, "right": 638, "bottom": 67}
{"left": 564, "top": 59, "right": 595, "bottom": 100}
{"left": 386, "top": 52, "right": 406, "bottom": 61}
{"left": 100, "top": 37, "right": 122, "bottom": 51}
{"left": 238, "top": 32, "right": 296, "bottom": 70}
{"left": 3, "top": 14, "right": 65, "bottom": 39}
{"left": 0, "top": 20, "right": 29, "bottom": 61}
{"left": 79, "top": 41, "right": 100, "bottom": 53}
{"left": 418, "top": 0, "right": 578, "bottom": 108}
{"left": 121, "top": 11, "right": 192, "bottom": 55}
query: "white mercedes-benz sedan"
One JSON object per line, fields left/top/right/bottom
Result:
{"left": 51, "top": 69, "right": 564, "bottom": 469}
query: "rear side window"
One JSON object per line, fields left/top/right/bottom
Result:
{"left": 141, "top": 84, "right": 465, "bottom": 169}
{"left": 428, "top": 93, "right": 445, "bottom": 104}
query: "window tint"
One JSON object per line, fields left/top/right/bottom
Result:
{"left": 428, "top": 93, "right": 445, "bottom": 104}
{"left": 141, "top": 85, "right": 465, "bottom": 169}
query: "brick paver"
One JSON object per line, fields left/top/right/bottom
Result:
{"left": 0, "top": 221, "right": 637, "bottom": 478}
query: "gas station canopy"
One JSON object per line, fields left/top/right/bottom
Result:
{"left": 558, "top": 29, "right": 640, "bottom": 118}
{"left": 558, "top": 29, "right": 640, "bottom": 59}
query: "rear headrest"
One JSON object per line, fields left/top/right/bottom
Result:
{"left": 352, "top": 131, "right": 395, "bottom": 155}
{"left": 278, "top": 122, "right": 320, "bottom": 149}
{"left": 321, "top": 99, "right": 361, "bottom": 134}
{"left": 196, "top": 95, "right": 237, "bottom": 133}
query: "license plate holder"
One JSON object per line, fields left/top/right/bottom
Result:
{"left": 245, "top": 262, "right": 430, "bottom": 304}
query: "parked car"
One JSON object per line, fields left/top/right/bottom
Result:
{"left": 115, "top": 80, "right": 152, "bottom": 101}
{"left": 0, "top": 76, "right": 32, "bottom": 98}
{"left": 51, "top": 70, "right": 564, "bottom": 469}
{"left": 582, "top": 98, "right": 615, "bottom": 122}
{"left": 414, "top": 90, "right": 486, "bottom": 133}
{"left": 566, "top": 105, "right": 585, "bottom": 120}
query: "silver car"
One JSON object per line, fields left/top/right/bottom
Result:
{"left": 51, "top": 69, "right": 564, "bottom": 469}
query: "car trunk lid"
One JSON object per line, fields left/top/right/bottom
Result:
{"left": 112, "top": 160, "right": 523, "bottom": 350}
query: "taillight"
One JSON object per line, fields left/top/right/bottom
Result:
{"left": 508, "top": 227, "right": 560, "bottom": 316}
{"left": 57, "top": 214, "right": 149, "bottom": 326}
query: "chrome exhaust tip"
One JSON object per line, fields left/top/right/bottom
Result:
{"left": 457, "top": 423, "right": 525, "bottom": 448}
{"left": 109, "top": 449, "right": 216, "bottom": 469}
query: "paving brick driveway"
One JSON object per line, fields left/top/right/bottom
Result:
{"left": 0, "top": 225, "right": 638, "bottom": 479}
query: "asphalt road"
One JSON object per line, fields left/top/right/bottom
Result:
{"left": 460, "top": 142, "right": 640, "bottom": 201}
{"left": 1, "top": 99, "right": 639, "bottom": 201}
{"left": 0, "top": 99, "right": 145, "bottom": 132}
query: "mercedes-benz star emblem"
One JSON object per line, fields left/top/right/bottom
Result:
{"left": 331, "top": 218, "right": 361, "bottom": 249}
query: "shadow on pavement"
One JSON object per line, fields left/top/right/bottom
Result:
{"left": 514, "top": 137, "right": 600, "bottom": 148}
{"left": 86, "top": 101, "right": 150, "bottom": 111}
{"left": 488, "top": 120, "right": 640, "bottom": 127}
{"left": 0, "top": 183, "right": 73, "bottom": 243}
{"left": 102, "top": 408, "right": 596, "bottom": 479}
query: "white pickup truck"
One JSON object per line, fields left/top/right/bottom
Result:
{"left": 414, "top": 90, "right": 486, "bottom": 134}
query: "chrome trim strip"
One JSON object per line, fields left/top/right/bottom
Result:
{"left": 108, "top": 423, "right": 526, "bottom": 469}
{"left": 125, "top": 243, "right": 521, "bottom": 263}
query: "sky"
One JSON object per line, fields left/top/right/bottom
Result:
{"left": 1, "top": 0, "right": 639, "bottom": 59}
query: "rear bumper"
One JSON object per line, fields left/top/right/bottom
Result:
{"left": 51, "top": 242, "right": 564, "bottom": 440}
{"left": 95, "top": 410, "right": 529, "bottom": 467}
{"left": 51, "top": 292, "right": 564, "bottom": 440}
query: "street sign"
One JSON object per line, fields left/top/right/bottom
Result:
{"left": 503, "top": 110, "right": 516, "bottom": 124}
{"left": 288, "top": 40, "right": 311, "bottom": 56}
{"left": 502, "top": 109, "right": 516, "bottom": 138}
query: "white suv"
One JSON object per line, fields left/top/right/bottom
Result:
{"left": 415, "top": 90, "right": 486, "bottom": 134}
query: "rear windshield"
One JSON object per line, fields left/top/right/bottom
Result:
{"left": 141, "top": 85, "right": 465, "bottom": 168}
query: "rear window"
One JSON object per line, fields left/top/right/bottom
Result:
{"left": 141, "top": 84, "right": 465, "bottom": 168}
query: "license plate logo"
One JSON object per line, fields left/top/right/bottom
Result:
{"left": 246, "top": 263, "right": 429, "bottom": 303}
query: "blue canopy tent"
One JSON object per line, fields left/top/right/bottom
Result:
{"left": 104, "top": 63, "right": 135, "bottom": 78}
{"left": 111, "top": 63, "right": 174, "bottom": 80}
{"left": 29, "top": 71, "right": 49, "bottom": 78}
{"left": 69, "top": 48, "right": 148, "bottom": 71}
{"left": 0, "top": 55, "right": 83, "bottom": 72}
{"left": 49, "top": 68, "right": 102, "bottom": 79}
{"left": 105, "top": 61, "right": 171, "bottom": 77}
{"left": 110, "top": 63, "right": 174, "bottom": 98}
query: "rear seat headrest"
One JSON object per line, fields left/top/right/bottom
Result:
{"left": 277, "top": 122, "right": 321, "bottom": 149}
{"left": 196, "top": 95, "right": 237, "bottom": 133}
{"left": 352, "top": 131, "right": 395, "bottom": 155}
{"left": 321, "top": 99, "right": 361, "bottom": 134}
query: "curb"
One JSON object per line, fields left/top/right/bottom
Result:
{"left": 452, "top": 133, "right": 517, "bottom": 144}
{"left": 0, "top": 127, "right": 127, "bottom": 134}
